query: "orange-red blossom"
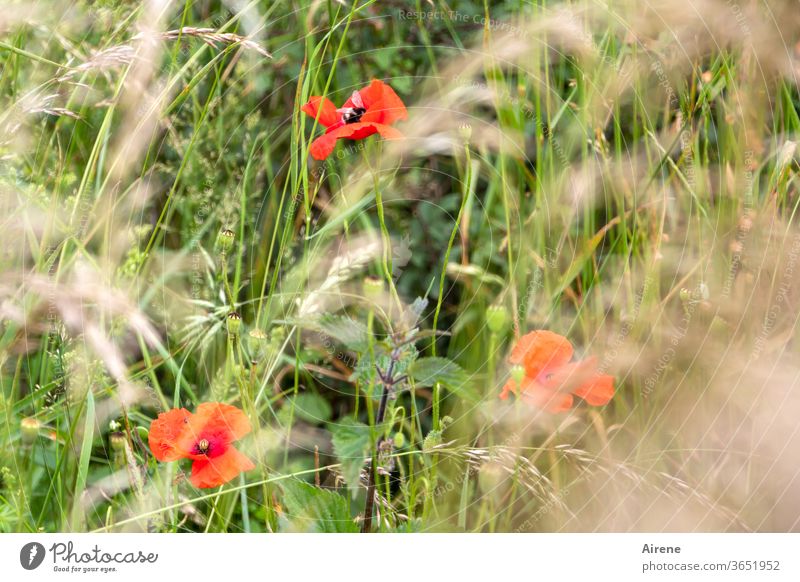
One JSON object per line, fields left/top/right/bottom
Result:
{"left": 149, "top": 402, "right": 255, "bottom": 488}
{"left": 500, "top": 330, "right": 615, "bottom": 413}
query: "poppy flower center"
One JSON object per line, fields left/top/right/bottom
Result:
{"left": 196, "top": 438, "right": 210, "bottom": 455}
{"left": 342, "top": 107, "right": 366, "bottom": 124}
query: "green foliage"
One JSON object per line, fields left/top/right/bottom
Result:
{"left": 279, "top": 478, "right": 357, "bottom": 533}
{"left": 0, "top": 0, "right": 797, "bottom": 535}
{"left": 328, "top": 418, "right": 372, "bottom": 496}
{"left": 286, "top": 392, "right": 332, "bottom": 425}
{"left": 408, "top": 357, "right": 476, "bottom": 402}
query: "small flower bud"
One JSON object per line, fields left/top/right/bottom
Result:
{"left": 486, "top": 305, "right": 510, "bottom": 334}
{"left": 136, "top": 426, "right": 149, "bottom": 442}
{"left": 248, "top": 328, "right": 268, "bottom": 361}
{"left": 510, "top": 364, "right": 526, "bottom": 386}
{"left": 363, "top": 276, "right": 385, "bottom": 301}
{"left": 20, "top": 417, "right": 40, "bottom": 445}
{"left": 216, "top": 228, "right": 235, "bottom": 254}
{"left": 393, "top": 432, "right": 406, "bottom": 448}
{"left": 226, "top": 311, "right": 242, "bottom": 336}
{"left": 109, "top": 432, "right": 126, "bottom": 453}
{"left": 109, "top": 432, "right": 127, "bottom": 467}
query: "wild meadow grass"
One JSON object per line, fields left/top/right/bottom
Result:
{"left": 0, "top": 0, "right": 799, "bottom": 533}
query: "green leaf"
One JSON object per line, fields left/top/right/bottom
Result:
{"left": 409, "top": 356, "right": 478, "bottom": 403}
{"left": 315, "top": 314, "right": 370, "bottom": 352}
{"left": 288, "top": 392, "right": 332, "bottom": 424}
{"left": 280, "top": 478, "right": 357, "bottom": 532}
{"left": 329, "top": 418, "right": 372, "bottom": 497}
{"left": 409, "top": 356, "right": 467, "bottom": 389}
{"left": 70, "top": 390, "right": 94, "bottom": 531}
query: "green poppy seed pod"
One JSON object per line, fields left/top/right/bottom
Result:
{"left": 109, "top": 431, "right": 126, "bottom": 453}
{"left": 486, "top": 305, "right": 510, "bottom": 334}
{"left": 363, "top": 275, "right": 385, "bottom": 301}
{"left": 248, "top": 328, "right": 268, "bottom": 361}
{"left": 510, "top": 364, "right": 526, "bottom": 385}
{"left": 20, "top": 417, "right": 40, "bottom": 445}
{"left": 217, "top": 228, "right": 235, "bottom": 254}
{"left": 459, "top": 123, "right": 472, "bottom": 141}
{"left": 226, "top": 311, "right": 242, "bottom": 336}
{"left": 109, "top": 432, "right": 127, "bottom": 467}
{"left": 393, "top": 432, "right": 406, "bottom": 448}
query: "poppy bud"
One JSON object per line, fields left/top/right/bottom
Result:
{"left": 20, "top": 417, "right": 40, "bottom": 445}
{"left": 216, "top": 228, "right": 235, "bottom": 254}
{"left": 393, "top": 432, "right": 406, "bottom": 448}
{"left": 109, "top": 432, "right": 127, "bottom": 467}
{"left": 510, "top": 364, "right": 526, "bottom": 386}
{"left": 136, "top": 426, "right": 149, "bottom": 442}
{"left": 486, "top": 305, "right": 509, "bottom": 334}
{"left": 248, "top": 328, "right": 268, "bottom": 361}
{"left": 109, "top": 431, "right": 126, "bottom": 452}
{"left": 226, "top": 311, "right": 242, "bottom": 336}
{"left": 363, "top": 275, "right": 385, "bottom": 301}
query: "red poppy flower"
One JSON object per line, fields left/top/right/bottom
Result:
{"left": 149, "top": 402, "right": 255, "bottom": 488}
{"left": 499, "top": 330, "right": 615, "bottom": 413}
{"left": 301, "top": 79, "right": 408, "bottom": 160}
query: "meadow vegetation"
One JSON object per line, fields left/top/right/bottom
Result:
{"left": 1, "top": 0, "right": 800, "bottom": 532}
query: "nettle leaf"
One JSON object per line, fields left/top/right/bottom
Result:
{"left": 288, "top": 392, "right": 332, "bottom": 424}
{"left": 349, "top": 343, "right": 418, "bottom": 396}
{"left": 316, "top": 314, "right": 370, "bottom": 352}
{"left": 280, "top": 478, "right": 357, "bottom": 533}
{"left": 409, "top": 357, "right": 477, "bottom": 402}
{"left": 329, "top": 418, "right": 372, "bottom": 496}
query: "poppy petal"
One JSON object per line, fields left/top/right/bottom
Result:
{"left": 499, "top": 379, "right": 517, "bottom": 400}
{"left": 190, "top": 447, "right": 255, "bottom": 488}
{"left": 309, "top": 122, "right": 403, "bottom": 160}
{"left": 514, "top": 377, "right": 575, "bottom": 413}
{"left": 351, "top": 80, "right": 398, "bottom": 110}
{"left": 193, "top": 402, "right": 252, "bottom": 441}
{"left": 359, "top": 82, "right": 408, "bottom": 126}
{"left": 509, "top": 330, "right": 573, "bottom": 378}
{"left": 573, "top": 372, "right": 615, "bottom": 406}
{"left": 149, "top": 408, "right": 193, "bottom": 461}
{"left": 301, "top": 96, "right": 340, "bottom": 128}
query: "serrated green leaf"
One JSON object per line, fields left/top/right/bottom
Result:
{"left": 409, "top": 356, "right": 467, "bottom": 389}
{"left": 329, "top": 418, "right": 372, "bottom": 497}
{"left": 315, "top": 314, "right": 370, "bottom": 352}
{"left": 280, "top": 478, "right": 357, "bottom": 532}
{"left": 288, "top": 392, "right": 332, "bottom": 424}
{"left": 409, "top": 357, "right": 478, "bottom": 403}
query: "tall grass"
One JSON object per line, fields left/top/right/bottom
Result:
{"left": 0, "top": 0, "right": 799, "bottom": 532}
